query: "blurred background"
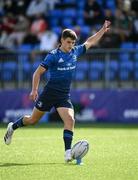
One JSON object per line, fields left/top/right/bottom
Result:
{"left": 0, "top": 0, "right": 138, "bottom": 124}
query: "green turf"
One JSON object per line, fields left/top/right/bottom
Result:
{"left": 0, "top": 123, "right": 138, "bottom": 180}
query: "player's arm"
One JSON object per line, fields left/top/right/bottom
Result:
{"left": 84, "top": 20, "right": 111, "bottom": 50}
{"left": 29, "top": 65, "right": 46, "bottom": 101}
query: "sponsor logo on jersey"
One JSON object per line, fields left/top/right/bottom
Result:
{"left": 58, "top": 58, "right": 64, "bottom": 63}
{"left": 57, "top": 66, "right": 76, "bottom": 71}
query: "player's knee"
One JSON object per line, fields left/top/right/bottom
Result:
{"left": 29, "top": 118, "right": 38, "bottom": 125}
{"left": 25, "top": 116, "right": 38, "bottom": 125}
{"left": 68, "top": 116, "right": 75, "bottom": 126}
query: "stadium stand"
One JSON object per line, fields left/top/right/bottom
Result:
{"left": 0, "top": 0, "right": 138, "bottom": 88}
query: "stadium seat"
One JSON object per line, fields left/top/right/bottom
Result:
{"left": 77, "top": 60, "right": 89, "bottom": 71}
{"left": 134, "top": 43, "right": 138, "bottom": 61}
{"left": 81, "top": 26, "right": 91, "bottom": 36}
{"left": 77, "top": 10, "right": 84, "bottom": 18}
{"left": 49, "top": 10, "right": 62, "bottom": 18}
{"left": 106, "top": 60, "right": 119, "bottom": 80}
{"left": 106, "top": 0, "right": 116, "bottom": 11}
{"left": 18, "top": 44, "right": 33, "bottom": 52}
{"left": 120, "top": 42, "right": 134, "bottom": 49}
{"left": 89, "top": 70, "right": 102, "bottom": 81}
{"left": 119, "top": 61, "right": 133, "bottom": 80}
{"left": 134, "top": 62, "right": 138, "bottom": 80}
{"left": 62, "top": 17, "right": 73, "bottom": 27}
{"left": 134, "top": 70, "right": 138, "bottom": 80}
{"left": 52, "top": 26, "right": 62, "bottom": 35}
{"left": 75, "top": 61, "right": 89, "bottom": 81}
{"left": 89, "top": 61, "right": 104, "bottom": 80}
{"left": 2, "top": 61, "right": 17, "bottom": 81}
{"left": 22, "top": 62, "right": 31, "bottom": 80}
{"left": 97, "top": 0, "right": 103, "bottom": 5}
{"left": 76, "top": 1, "right": 85, "bottom": 9}
{"left": 0, "top": 62, "right": 2, "bottom": 81}
{"left": 50, "top": 18, "right": 59, "bottom": 27}
{"left": 63, "top": 9, "right": 76, "bottom": 18}
{"left": 76, "top": 18, "right": 84, "bottom": 26}
{"left": 75, "top": 71, "right": 86, "bottom": 81}
{"left": 63, "top": 0, "right": 75, "bottom": 3}
{"left": 120, "top": 42, "right": 134, "bottom": 61}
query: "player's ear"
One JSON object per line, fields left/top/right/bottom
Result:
{"left": 61, "top": 38, "right": 64, "bottom": 44}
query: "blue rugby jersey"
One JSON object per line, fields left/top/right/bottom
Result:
{"left": 40, "top": 44, "right": 86, "bottom": 93}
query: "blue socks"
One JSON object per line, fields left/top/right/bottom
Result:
{"left": 12, "top": 116, "right": 25, "bottom": 130}
{"left": 63, "top": 129, "right": 73, "bottom": 151}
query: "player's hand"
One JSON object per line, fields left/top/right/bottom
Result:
{"left": 29, "top": 90, "right": 38, "bottom": 101}
{"left": 103, "top": 20, "right": 111, "bottom": 33}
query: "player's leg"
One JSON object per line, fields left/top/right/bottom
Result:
{"left": 4, "top": 107, "right": 45, "bottom": 145}
{"left": 57, "top": 107, "right": 75, "bottom": 162}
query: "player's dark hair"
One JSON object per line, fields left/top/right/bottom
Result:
{"left": 61, "top": 29, "right": 77, "bottom": 40}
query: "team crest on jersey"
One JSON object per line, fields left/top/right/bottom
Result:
{"left": 72, "top": 55, "right": 77, "bottom": 61}
{"left": 58, "top": 58, "right": 64, "bottom": 63}
{"left": 37, "top": 101, "right": 43, "bottom": 107}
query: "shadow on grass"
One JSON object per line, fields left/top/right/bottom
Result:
{"left": 0, "top": 162, "right": 77, "bottom": 167}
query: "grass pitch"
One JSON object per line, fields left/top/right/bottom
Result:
{"left": 0, "top": 123, "right": 138, "bottom": 180}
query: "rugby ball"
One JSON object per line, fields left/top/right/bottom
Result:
{"left": 71, "top": 140, "right": 89, "bottom": 159}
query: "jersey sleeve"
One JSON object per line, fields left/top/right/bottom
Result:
{"left": 40, "top": 53, "right": 54, "bottom": 70}
{"left": 75, "top": 44, "right": 87, "bottom": 57}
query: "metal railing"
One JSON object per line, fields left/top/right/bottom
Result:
{"left": 0, "top": 49, "right": 138, "bottom": 89}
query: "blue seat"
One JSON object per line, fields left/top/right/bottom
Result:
{"left": 75, "top": 71, "right": 86, "bottom": 81}
{"left": 90, "top": 61, "right": 104, "bottom": 71}
{"left": 89, "top": 61, "right": 104, "bottom": 80}
{"left": 18, "top": 44, "right": 33, "bottom": 52}
{"left": 63, "top": 9, "right": 76, "bottom": 18}
{"left": 75, "top": 61, "right": 89, "bottom": 81}
{"left": 109, "top": 60, "right": 119, "bottom": 71}
{"left": 62, "top": 18, "right": 73, "bottom": 27}
{"left": 77, "top": 10, "right": 84, "bottom": 18}
{"left": 52, "top": 26, "right": 62, "bottom": 35}
{"left": 2, "top": 61, "right": 17, "bottom": 81}
{"left": 49, "top": 10, "right": 62, "bottom": 18}
{"left": 50, "top": 18, "right": 59, "bottom": 27}
{"left": 23, "top": 62, "right": 31, "bottom": 80}
{"left": 0, "top": 62, "right": 2, "bottom": 81}
{"left": 134, "top": 62, "right": 138, "bottom": 80}
{"left": 119, "top": 61, "right": 133, "bottom": 80}
{"left": 77, "top": 61, "right": 89, "bottom": 71}
{"left": 106, "top": 60, "right": 119, "bottom": 80}
{"left": 76, "top": 1, "right": 85, "bottom": 9}
{"left": 81, "top": 26, "right": 91, "bottom": 36}
{"left": 134, "top": 52, "right": 138, "bottom": 61}
{"left": 76, "top": 18, "right": 84, "bottom": 26}
{"left": 134, "top": 70, "right": 138, "bottom": 80}
{"left": 18, "top": 44, "right": 33, "bottom": 62}
{"left": 89, "top": 70, "right": 101, "bottom": 81}
{"left": 120, "top": 42, "right": 134, "bottom": 49}
{"left": 134, "top": 43, "right": 138, "bottom": 60}
{"left": 63, "top": 0, "right": 75, "bottom": 3}
{"left": 120, "top": 42, "right": 134, "bottom": 61}
{"left": 97, "top": 0, "right": 103, "bottom": 5}
{"left": 120, "top": 61, "right": 133, "bottom": 70}
{"left": 106, "top": 0, "right": 116, "bottom": 11}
